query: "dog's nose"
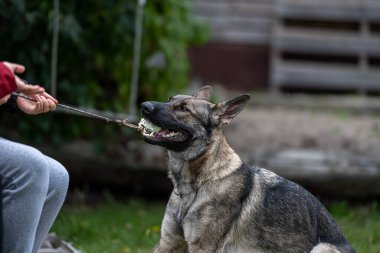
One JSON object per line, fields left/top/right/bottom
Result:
{"left": 141, "top": 102, "right": 155, "bottom": 114}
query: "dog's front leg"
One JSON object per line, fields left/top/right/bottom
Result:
{"left": 152, "top": 200, "right": 187, "bottom": 253}
{"left": 182, "top": 199, "right": 239, "bottom": 253}
{"left": 187, "top": 244, "right": 217, "bottom": 253}
{"left": 153, "top": 236, "right": 187, "bottom": 253}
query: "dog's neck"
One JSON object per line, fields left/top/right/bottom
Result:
{"left": 167, "top": 130, "right": 242, "bottom": 196}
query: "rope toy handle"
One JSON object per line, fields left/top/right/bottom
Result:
{"left": 12, "top": 92, "right": 142, "bottom": 131}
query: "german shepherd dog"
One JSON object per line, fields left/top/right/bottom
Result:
{"left": 139, "top": 86, "right": 355, "bottom": 253}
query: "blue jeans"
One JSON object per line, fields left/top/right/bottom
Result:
{"left": 0, "top": 138, "right": 69, "bottom": 253}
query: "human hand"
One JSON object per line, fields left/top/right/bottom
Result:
{"left": 2, "top": 61, "right": 45, "bottom": 94}
{"left": 17, "top": 92, "right": 58, "bottom": 115}
{"left": 0, "top": 94, "right": 11, "bottom": 105}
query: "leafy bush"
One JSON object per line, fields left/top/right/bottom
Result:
{"left": 0, "top": 0, "right": 209, "bottom": 142}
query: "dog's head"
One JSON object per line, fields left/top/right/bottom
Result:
{"left": 139, "top": 86, "right": 250, "bottom": 153}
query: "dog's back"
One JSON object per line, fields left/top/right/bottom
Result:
{"left": 225, "top": 164, "right": 355, "bottom": 253}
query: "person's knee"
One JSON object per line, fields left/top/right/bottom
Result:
{"left": 56, "top": 161, "right": 69, "bottom": 193}
{"left": 11, "top": 146, "right": 51, "bottom": 195}
{"left": 47, "top": 158, "right": 70, "bottom": 197}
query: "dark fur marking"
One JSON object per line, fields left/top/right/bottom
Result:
{"left": 259, "top": 180, "right": 316, "bottom": 251}
{"left": 215, "top": 164, "right": 253, "bottom": 249}
{"left": 188, "top": 108, "right": 212, "bottom": 137}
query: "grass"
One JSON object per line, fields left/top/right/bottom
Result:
{"left": 329, "top": 201, "right": 380, "bottom": 253}
{"left": 52, "top": 199, "right": 164, "bottom": 253}
{"left": 52, "top": 199, "right": 380, "bottom": 253}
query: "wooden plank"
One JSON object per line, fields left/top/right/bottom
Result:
{"left": 194, "top": 7, "right": 273, "bottom": 34}
{"left": 192, "top": 0, "right": 274, "bottom": 44}
{"left": 193, "top": 0, "right": 274, "bottom": 4}
{"left": 365, "top": 35, "right": 380, "bottom": 57}
{"left": 193, "top": 2, "right": 273, "bottom": 18}
{"left": 272, "top": 62, "right": 380, "bottom": 90}
{"left": 272, "top": 27, "right": 380, "bottom": 56}
{"left": 365, "top": 0, "right": 380, "bottom": 22}
{"left": 205, "top": 16, "right": 272, "bottom": 31}
{"left": 197, "top": 15, "right": 272, "bottom": 43}
{"left": 276, "top": 0, "right": 364, "bottom": 21}
{"left": 274, "top": 0, "right": 380, "bottom": 21}
{"left": 211, "top": 31, "right": 269, "bottom": 44}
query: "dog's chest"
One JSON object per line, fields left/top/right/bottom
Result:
{"left": 173, "top": 192, "right": 196, "bottom": 223}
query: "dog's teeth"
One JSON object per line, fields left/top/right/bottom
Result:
{"left": 162, "top": 131, "right": 179, "bottom": 138}
{"left": 140, "top": 122, "right": 182, "bottom": 139}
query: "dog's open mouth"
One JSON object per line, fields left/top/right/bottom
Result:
{"left": 138, "top": 118, "right": 188, "bottom": 142}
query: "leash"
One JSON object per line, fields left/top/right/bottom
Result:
{"left": 12, "top": 92, "right": 142, "bottom": 131}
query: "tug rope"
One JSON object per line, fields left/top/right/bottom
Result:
{"left": 12, "top": 92, "right": 142, "bottom": 131}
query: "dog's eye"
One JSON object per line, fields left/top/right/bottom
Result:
{"left": 176, "top": 103, "right": 189, "bottom": 112}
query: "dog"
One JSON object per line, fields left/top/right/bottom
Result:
{"left": 139, "top": 86, "right": 355, "bottom": 253}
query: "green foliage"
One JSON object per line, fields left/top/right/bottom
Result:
{"left": 0, "top": 0, "right": 209, "bottom": 142}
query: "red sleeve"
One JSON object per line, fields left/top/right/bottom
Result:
{"left": 0, "top": 62, "right": 17, "bottom": 98}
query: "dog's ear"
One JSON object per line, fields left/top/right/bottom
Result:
{"left": 212, "top": 94, "right": 250, "bottom": 126}
{"left": 194, "top": 85, "right": 212, "bottom": 101}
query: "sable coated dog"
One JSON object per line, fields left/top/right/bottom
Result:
{"left": 139, "top": 86, "right": 355, "bottom": 253}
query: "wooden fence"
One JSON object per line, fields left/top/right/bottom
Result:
{"left": 192, "top": 0, "right": 380, "bottom": 93}
{"left": 270, "top": 0, "right": 380, "bottom": 92}
{"left": 193, "top": 0, "right": 274, "bottom": 44}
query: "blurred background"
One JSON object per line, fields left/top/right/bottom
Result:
{"left": 1, "top": 0, "right": 380, "bottom": 252}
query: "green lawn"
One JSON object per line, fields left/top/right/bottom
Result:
{"left": 329, "top": 202, "right": 380, "bottom": 253}
{"left": 52, "top": 199, "right": 164, "bottom": 253}
{"left": 52, "top": 200, "right": 380, "bottom": 253}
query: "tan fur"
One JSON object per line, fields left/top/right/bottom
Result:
{"left": 190, "top": 130, "right": 242, "bottom": 187}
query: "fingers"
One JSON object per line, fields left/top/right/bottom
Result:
{"left": 15, "top": 76, "right": 45, "bottom": 94}
{"left": 13, "top": 63, "right": 25, "bottom": 74}
{"left": 3, "top": 61, "right": 25, "bottom": 74}
{"left": 33, "top": 95, "right": 47, "bottom": 114}
{"left": 34, "top": 94, "right": 57, "bottom": 113}
{"left": 40, "top": 92, "right": 58, "bottom": 104}
{"left": 46, "top": 96, "right": 57, "bottom": 111}
{"left": 2, "top": 64, "right": 52, "bottom": 99}
{"left": 35, "top": 95, "right": 50, "bottom": 113}
{"left": 3, "top": 62, "right": 44, "bottom": 94}
{"left": 15, "top": 79, "right": 58, "bottom": 106}
{"left": 17, "top": 91, "right": 58, "bottom": 115}
{"left": 0, "top": 94, "right": 11, "bottom": 105}
{"left": 34, "top": 95, "right": 42, "bottom": 113}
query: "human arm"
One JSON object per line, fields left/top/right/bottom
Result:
{"left": 0, "top": 61, "right": 57, "bottom": 114}
{"left": 1, "top": 61, "right": 45, "bottom": 95}
{"left": 0, "top": 62, "right": 17, "bottom": 104}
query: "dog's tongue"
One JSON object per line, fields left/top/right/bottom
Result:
{"left": 155, "top": 129, "right": 171, "bottom": 136}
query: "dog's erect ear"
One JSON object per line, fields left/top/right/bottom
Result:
{"left": 212, "top": 94, "right": 250, "bottom": 126}
{"left": 194, "top": 85, "right": 212, "bottom": 101}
